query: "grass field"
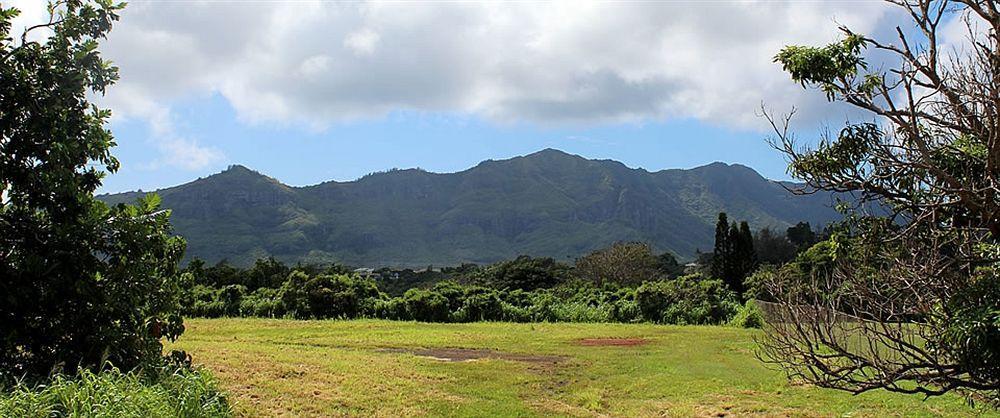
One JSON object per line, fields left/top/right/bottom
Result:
{"left": 169, "top": 319, "right": 996, "bottom": 417}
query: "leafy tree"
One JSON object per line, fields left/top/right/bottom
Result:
{"left": 654, "top": 251, "right": 684, "bottom": 278}
{"left": 278, "top": 271, "right": 312, "bottom": 317}
{"left": 574, "top": 241, "right": 662, "bottom": 285}
{"left": 279, "top": 271, "right": 381, "bottom": 319}
{"left": 635, "top": 273, "right": 737, "bottom": 325}
{"left": 474, "top": 255, "right": 570, "bottom": 291}
{"left": 785, "top": 222, "right": 816, "bottom": 250}
{"left": 401, "top": 288, "right": 450, "bottom": 322}
{"left": 0, "top": 1, "right": 187, "bottom": 380}
{"left": 245, "top": 256, "right": 290, "bottom": 290}
{"left": 754, "top": 227, "right": 797, "bottom": 265}
{"left": 761, "top": 0, "right": 1000, "bottom": 403}
{"left": 202, "top": 261, "right": 241, "bottom": 287}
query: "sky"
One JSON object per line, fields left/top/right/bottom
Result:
{"left": 7, "top": 0, "right": 950, "bottom": 193}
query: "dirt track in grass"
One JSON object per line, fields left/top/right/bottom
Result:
{"left": 378, "top": 347, "right": 566, "bottom": 364}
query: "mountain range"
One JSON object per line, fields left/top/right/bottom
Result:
{"left": 98, "top": 149, "right": 843, "bottom": 267}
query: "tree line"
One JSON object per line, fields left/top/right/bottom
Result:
{"left": 176, "top": 220, "right": 827, "bottom": 328}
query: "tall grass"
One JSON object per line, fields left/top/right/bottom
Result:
{"left": 0, "top": 365, "right": 231, "bottom": 418}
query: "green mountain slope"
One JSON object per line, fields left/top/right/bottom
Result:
{"left": 98, "top": 149, "right": 842, "bottom": 266}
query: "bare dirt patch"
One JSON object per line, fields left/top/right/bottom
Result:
{"left": 378, "top": 347, "right": 565, "bottom": 364}
{"left": 577, "top": 337, "right": 648, "bottom": 346}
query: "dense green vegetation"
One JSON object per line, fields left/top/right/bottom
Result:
{"left": 179, "top": 225, "right": 816, "bottom": 328}
{"left": 98, "top": 152, "right": 843, "bottom": 267}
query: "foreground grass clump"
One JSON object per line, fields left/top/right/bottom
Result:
{"left": 171, "top": 318, "right": 995, "bottom": 417}
{"left": 0, "top": 365, "right": 232, "bottom": 418}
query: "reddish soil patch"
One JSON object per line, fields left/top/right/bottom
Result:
{"left": 378, "top": 347, "right": 564, "bottom": 364}
{"left": 577, "top": 337, "right": 648, "bottom": 347}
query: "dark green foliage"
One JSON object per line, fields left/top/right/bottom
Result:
{"left": 400, "top": 288, "right": 450, "bottom": 322}
{"left": 654, "top": 251, "right": 684, "bottom": 278}
{"left": 785, "top": 222, "right": 817, "bottom": 251}
{"left": 179, "top": 256, "right": 740, "bottom": 326}
{"left": 0, "top": 1, "right": 187, "bottom": 381}
{"left": 935, "top": 272, "right": 1000, "bottom": 392}
{"left": 754, "top": 227, "right": 797, "bottom": 265}
{"left": 712, "top": 213, "right": 731, "bottom": 280}
{"left": 217, "top": 285, "right": 247, "bottom": 317}
{"left": 244, "top": 257, "right": 291, "bottom": 291}
{"left": 711, "top": 213, "right": 758, "bottom": 298}
{"left": 455, "top": 287, "right": 504, "bottom": 322}
{"left": 98, "top": 151, "right": 843, "bottom": 267}
{"left": 732, "top": 222, "right": 757, "bottom": 296}
{"left": 473, "top": 255, "right": 571, "bottom": 291}
{"left": 635, "top": 274, "right": 738, "bottom": 325}
{"left": 278, "top": 271, "right": 381, "bottom": 319}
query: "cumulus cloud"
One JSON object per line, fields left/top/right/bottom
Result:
{"left": 12, "top": 0, "right": 898, "bottom": 133}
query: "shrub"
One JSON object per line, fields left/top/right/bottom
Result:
{"left": 729, "top": 300, "right": 765, "bottom": 329}
{"left": 217, "top": 285, "right": 247, "bottom": 317}
{"left": 636, "top": 274, "right": 738, "bottom": 325}
{"left": 473, "top": 255, "right": 571, "bottom": 290}
{"left": 402, "top": 289, "right": 450, "bottom": 322}
{"left": 455, "top": 287, "right": 504, "bottom": 322}
{"left": 240, "top": 287, "right": 284, "bottom": 317}
{"left": 432, "top": 280, "right": 467, "bottom": 313}
{"left": 280, "top": 272, "right": 382, "bottom": 319}
{"left": 374, "top": 297, "right": 410, "bottom": 320}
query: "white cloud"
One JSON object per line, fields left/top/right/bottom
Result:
{"left": 149, "top": 136, "right": 225, "bottom": 171}
{"left": 11, "top": 0, "right": 899, "bottom": 133}
{"left": 344, "top": 29, "right": 380, "bottom": 56}
{"left": 7, "top": 0, "right": 225, "bottom": 171}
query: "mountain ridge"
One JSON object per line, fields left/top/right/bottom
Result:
{"left": 98, "top": 149, "right": 841, "bottom": 267}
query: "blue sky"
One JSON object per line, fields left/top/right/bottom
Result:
{"left": 13, "top": 0, "right": 947, "bottom": 194}
{"left": 102, "top": 92, "right": 791, "bottom": 193}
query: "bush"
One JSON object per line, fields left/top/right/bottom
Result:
{"left": 240, "top": 287, "right": 284, "bottom": 317}
{"left": 729, "top": 300, "right": 765, "bottom": 329}
{"left": 636, "top": 274, "right": 738, "bottom": 325}
{"left": 279, "top": 272, "right": 382, "bottom": 319}
{"left": 455, "top": 287, "right": 504, "bottom": 322}
{"left": 370, "top": 297, "right": 405, "bottom": 320}
{"left": 402, "top": 289, "right": 450, "bottom": 322}
{"left": 217, "top": 285, "right": 247, "bottom": 317}
{"left": 473, "top": 255, "right": 571, "bottom": 290}
{"left": 0, "top": 366, "right": 231, "bottom": 418}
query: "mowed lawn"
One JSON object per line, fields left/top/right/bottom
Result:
{"left": 169, "top": 319, "right": 994, "bottom": 417}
